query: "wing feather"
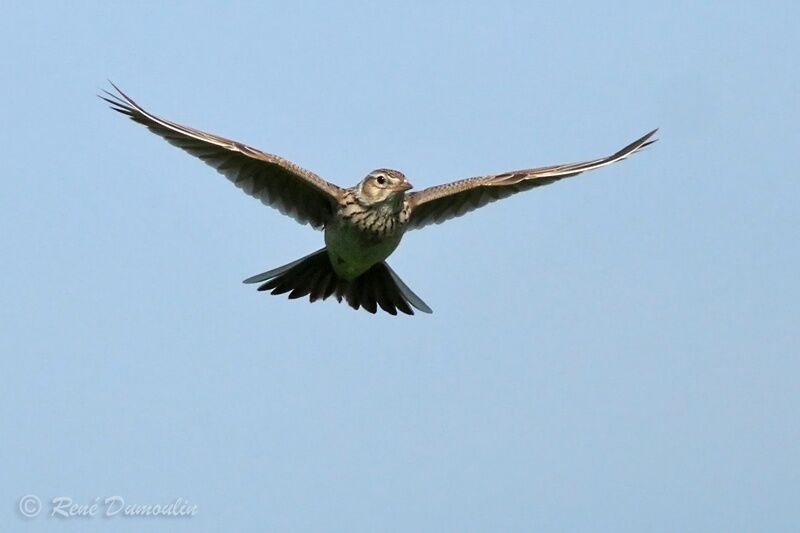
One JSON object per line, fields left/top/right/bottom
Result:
{"left": 406, "top": 129, "right": 657, "bottom": 230}
{"left": 101, "top": 83, "right": 343, "bottom": 229}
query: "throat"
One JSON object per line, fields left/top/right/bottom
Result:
{"left": 339, "top": 197, "right": 407, "bottom": 240}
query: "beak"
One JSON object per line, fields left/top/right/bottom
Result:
{"left": 395, "top": 180, "right": 413, "bottom": 191}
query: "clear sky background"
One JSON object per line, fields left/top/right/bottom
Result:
{"left": 2, "top": 2, "right": 798, "bottom": 532}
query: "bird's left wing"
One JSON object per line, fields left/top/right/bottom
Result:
{"left": 405, "top": 129, "right": 657, "bottom": 230}
{"left": 101, "top": 83, "right": 343, "bottom": 229}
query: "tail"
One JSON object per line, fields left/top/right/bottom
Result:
{"left": 243, "top": 248, "right": 432, "bottom": 315}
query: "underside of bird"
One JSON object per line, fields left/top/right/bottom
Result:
{"left": 242, "top": 249, "right": 432, "bottom": 315}
{"left": 101, "top": 84, "right": 656, "bottom": 316}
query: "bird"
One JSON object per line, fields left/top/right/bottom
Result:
{"left": 101, "top": 83, "right": 656, "bottom": 315}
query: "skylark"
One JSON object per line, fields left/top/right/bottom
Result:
{"left": 102, "top": 84, "right": 656, "bottom": 315}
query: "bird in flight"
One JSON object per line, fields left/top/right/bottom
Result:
{"left": 101, "top": 83, "right": 656, "bottom": 315}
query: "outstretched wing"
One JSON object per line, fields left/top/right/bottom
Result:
{"left": 101, "top": 83, "right": 343, "bottom": 229}
{"left": 406, "top": 129, "right": 657, "bottom": 230}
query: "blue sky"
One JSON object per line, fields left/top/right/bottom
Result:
{"left": 2, "top": 2, "right": 798, "bottom": 531}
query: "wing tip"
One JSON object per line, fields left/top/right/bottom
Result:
{"left": 634, "top": 128, "right": 659, "bottom": 151}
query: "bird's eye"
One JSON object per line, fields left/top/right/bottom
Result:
{"left": 376, "top": 175, "right": 387, "bottom": 185}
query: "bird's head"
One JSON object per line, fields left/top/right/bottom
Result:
{"left": 356, "top": 169, "right": 413, "bottom": 205}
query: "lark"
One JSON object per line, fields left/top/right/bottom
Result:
{"left": 102, "top": 84, "right": 656, "bottom": 315}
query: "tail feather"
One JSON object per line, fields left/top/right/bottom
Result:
{"left": 289, "top": 267, "right": 322, "bottom": 300}
{"left": 310, "top": 270, "right": 335, "bottom": 302}
{"left": 242, "top": 253, "right": 311, "bottom": 284}
{"left": 243, "top": 248, "right": 432, "bottom": 315}
{"left": 374, "top": 279, "right": 397, "bottom": 315}
{"left": 384, "top": 263, "right": 433, "bottom": 314}
{"left": 355, "top": 274, "right": 377, "bottom": 314}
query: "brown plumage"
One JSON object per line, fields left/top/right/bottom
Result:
{"left": 101, "top": 83, "right": 657, "bottom": 315}
{"left": 405, "top": 132, "right": 657, "bottom": 229}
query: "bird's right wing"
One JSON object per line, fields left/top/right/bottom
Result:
{"left": 101, "top": 83, "right": 343, "bottom": 229}
{"left": 405, "top": 129, "right": 657, "bottom": 230}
